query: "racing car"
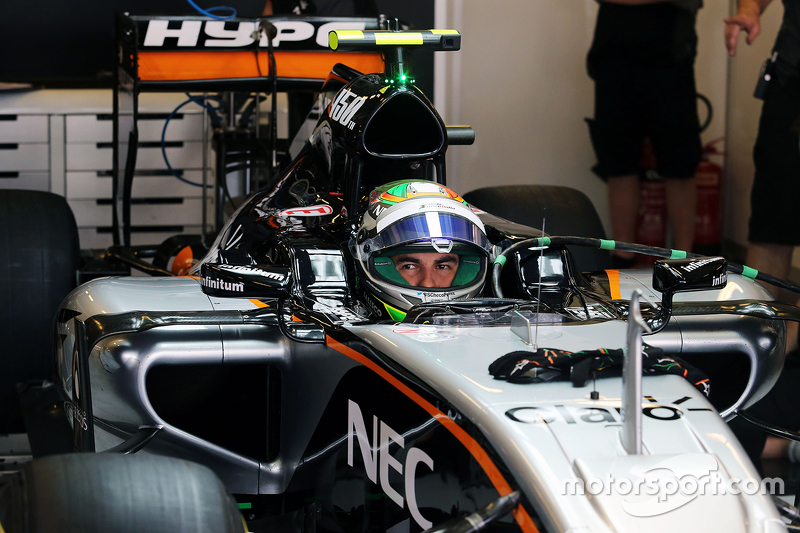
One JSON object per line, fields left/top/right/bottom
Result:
{"left": 15, "top": 24, "right": 800, "bottom": 533}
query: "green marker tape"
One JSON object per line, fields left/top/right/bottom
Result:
{"left": 494, "top": 255, "right": 507, "bottom": 266}
{"left": 238, "top": 503, "right": 252, "bottom": 510}
{"left": 599, "top": 239, "right": 616, "bottom": 250}
{"left": 742, "top": 266, "right": 758, "bottom": 279}
{"left": 670, "top": 249, "right": 687, "bottom": 259}
{"left": 540, "top": 237, "right": 551, "bottom": 246}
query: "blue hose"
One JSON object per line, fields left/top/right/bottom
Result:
{"left": 161, "top": 94, "right": 222, "bottom": 188}
{"left": 184, "top": 0, "right": 237, "bottom": 20}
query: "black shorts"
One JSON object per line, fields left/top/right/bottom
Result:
{"left": 748, "top": 74, "right": 800, "bottom": 245}
{"left": 588, "top": 61, "right": 703, "bottom": 180}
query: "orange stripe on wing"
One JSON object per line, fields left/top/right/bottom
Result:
{"left": 604, "top": 269, "right": 622, "bottom": 300}
{"left": 138, "top": 51, "right": 384, "bottom": 82}
{"left": 325, "top": 335, "right": 539, "bottom": 533}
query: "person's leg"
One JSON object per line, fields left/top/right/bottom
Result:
{"left": 746, "top": 242, "right": 798, "bottom": 351}
{"left": 746, "top": 242, "right": 794, "bottom": 282}
{"left": 746, "top": 77, "right": 800, "bottom": 357}
{"left": 747, "top": 242, "right": 795, "bottom": 307}
{"left": 588, "top": 64, "right": 642, "bottom": 267}
{"left": 664, "top": 177, "right": 697, "bottom": 253}
{"left": 648, "top": 63, "right": 702, "bottom": 253}
{"left": 607, "top": 174, "right": 640, "bottom": 262}
{"left": 747, "top": 75, "right": 800, "bottom": 285}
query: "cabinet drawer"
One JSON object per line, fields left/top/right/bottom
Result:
{"left": 66, "top": 113, "right": 206, "bottom": 142}
{"left": 0, "top": 171, "right": 49, "bottom": 192}
{"left": 78, "top": 225, "right": 204, "bottom": 250}
{"left": 66, "top": 141, "right": 205, "bottom": 171}
{"left": 0, "top": 115, "right": 48, "bottom": 143}
{"left": 68, "top": 197, "right": 212, "bottom": 227}
{"left": 0, "top": 143, "right": 49, "bottom": 171}
{"left": 66, "top": 170, "right": 210, "bottom": 200}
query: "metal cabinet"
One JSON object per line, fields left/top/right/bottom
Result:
{"left": 0, "top": 114, "right": 51, "bottom": 192}
{"left": 0, "top": 89, "right": 214, "bottom": 249}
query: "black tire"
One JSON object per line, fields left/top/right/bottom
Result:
{"left": 462, "top": 185, "right": 611, "bottom": 271}
{"left": 0, "top": 453, "right": 246, "bottom": 533}
{"left": 0, "top": 190, "right": 79, "bottom": 433}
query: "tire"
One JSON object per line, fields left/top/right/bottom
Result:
{"left": 462, "top": 185, "right": 611, "bottom": 271}
{"left": 0, "top": 453, "right": 246, "bottom": 533}
{"left": 0, "top": 190, "right": 80, "bottom": 433}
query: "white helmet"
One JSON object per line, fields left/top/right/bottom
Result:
{"left": 351, "top": 180, "right": 492, "bottom": 319}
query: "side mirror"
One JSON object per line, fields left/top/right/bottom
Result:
{"left": 653, "top": 257, "right": 727, "bottom": 295}
{"left": 647, "top": 257, "right": 727, "bottom": 334}
{"left": 200, "top": 263, "right": 292, "bottom": 298}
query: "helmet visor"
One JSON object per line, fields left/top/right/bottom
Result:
{"left": 361, "top": 212, "right": 491, "bottom": 258}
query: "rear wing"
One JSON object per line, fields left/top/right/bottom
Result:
{"left": 124, "top": 15, "right": 386, "bottom": 90}
{"left": 112, "top": 13, "right": 387, "bottom": 247}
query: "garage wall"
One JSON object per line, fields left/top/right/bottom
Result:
{"left": 434, "top": 0, "right": 731, "bottom": 242}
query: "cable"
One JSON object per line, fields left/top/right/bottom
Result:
{"left": 253, "top": 20, "right": 267, "bottom": 77}
{"left": 184, "top": 0, "right": 236, "bottom": 20}
{"left": 161, "top": 94, "right": 223, "bottom": 188}
{"left": 491, "top": 235, "right": 800, "bottom": 298}
{"left": 260, "top": 21, "right": 279, "bottom": 173}
{"left": 254, "top": 42, "right": 264, "bottom": 78}
{"left": 249, "top": 20, "right": 280, "bottom": 184}
{"left": 160, "top": 94, "right": 238, "bottom": 214}
{"left": 736, "top": 409, "right": 800, "bottom": 442}
{"left": 697, "top": 92, "right": 713, "bottom": 133}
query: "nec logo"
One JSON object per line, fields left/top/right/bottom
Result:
{"left": 347, "top": 400, "right": 434, "bottom": 530}
{"left": 142, "top": 20, "right": 367, "bottom": 49}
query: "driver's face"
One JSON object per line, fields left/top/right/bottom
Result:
{"left": 392, "top": 253, "right": 459, "bottom": 288}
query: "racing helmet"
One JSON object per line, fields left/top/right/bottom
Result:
{"left": 351, "top": 180, "right": 492, "bottom": 319}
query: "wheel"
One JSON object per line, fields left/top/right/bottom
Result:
{"left": 0, "top": 453, "right": 246, "bottom": 533}
{"left": 462, "top": 185, "right": 611, "bottom": 271}
{"left": 0, "top": 190, "right": 80, "bottom": 434}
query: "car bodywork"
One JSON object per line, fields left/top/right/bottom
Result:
{"left": 52, "top": 27, "right": 792, "bottom": 533}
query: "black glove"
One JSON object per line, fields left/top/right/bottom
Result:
{"left": 488, "top": 345, "right": 710, "bottom": 397}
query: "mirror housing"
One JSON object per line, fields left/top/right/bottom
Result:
{"left": 646, "top": 257, "right": 727, "bottom": 334}
{"left": 653, "top": 257, "right": 727, "bottom": 295}
{"left": 200, "top": 263, "right": 291, "bottom": 298}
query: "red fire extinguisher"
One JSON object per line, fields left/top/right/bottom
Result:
{"left": 694, "top": 137, "right": 725, "bottom": 255}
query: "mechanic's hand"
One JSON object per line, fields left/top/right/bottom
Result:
{"left": 724, "top": 9, "right": 762, "bottom": 56}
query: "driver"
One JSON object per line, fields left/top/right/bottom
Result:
{"left": 351, "top": 180, "right": 493, "bottom": 320}
{"left": 391, "top": 251, "right": 459, "bottom": 288}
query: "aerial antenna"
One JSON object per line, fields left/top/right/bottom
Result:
{"left": 533, "top": 215, "right": 545, "bottom": 351}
